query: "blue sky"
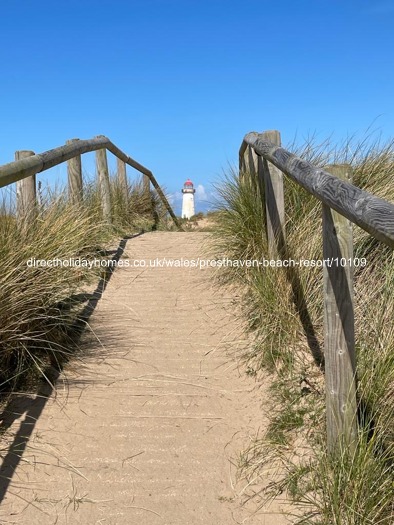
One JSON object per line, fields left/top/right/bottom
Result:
{"left": 1, "top": 0, "right": 393, "bottom": 213}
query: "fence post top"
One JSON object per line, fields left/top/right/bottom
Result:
{"left": 15, "top": 150, "right": 35, "bottom": 157}
{"left": 261, "top": 129, "right": 281, "bottom": 135}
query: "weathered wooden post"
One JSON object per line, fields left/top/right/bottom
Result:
{"left": 239, "top": 143, "right": 258, "bottom": 176}
{"left": 246, "top": 145, "right": 258, "bottom": 177}
{"left": 323, "top": 164, "right": 357, "bottom": 454}
{"left": 66, "top": 138, "right": 83, "bottom": 204}
{"left": 15, "top": 150, "right": 37, "bottom": 224}
{"left": 246, "top": 145, "right": 260, "bottom": 201}
{"left": 143, "top": 173, "right": 152, "bottom": 216}
{"left": 239, "top": 142, "right": 246, "bottom": 175}
{"left": 257, "top": 130, "right": 286, "bottom": 256}
{"left": 117, "top": 158, "right": 129, "bottom": 209}
{"left": 143, "top": 174, "right": 150, "bottom": 199}
{"left": 95, "top": 136, "right": 112, "bottom": 223}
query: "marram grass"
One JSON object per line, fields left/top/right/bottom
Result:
{"left": 209, "top": 134, "right": 394, "bottom": 524}
{"left": 0, "top": 175, "right": 165, "bottom": 393}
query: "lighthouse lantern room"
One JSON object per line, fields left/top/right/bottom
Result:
{"left": 181, "top": 179, "right": 196, "bottom": 219}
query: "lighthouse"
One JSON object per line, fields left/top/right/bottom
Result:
{"left": 181, "top": 179, "right": 196, "bottom": 219}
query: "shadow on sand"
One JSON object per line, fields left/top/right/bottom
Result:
{"left": 0, "top": 232, "right": 143, "bottom": 504}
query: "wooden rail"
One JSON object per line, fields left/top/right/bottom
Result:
{"left": 240, "top": 130, "right": 394, "bottom": 453}
{"left": 242, "top": 132, "right": 394, "bottom": 248}
{"left": 0, "top": 136, "right": 181, "bottom": 229}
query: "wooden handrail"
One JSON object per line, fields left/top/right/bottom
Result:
{"left": 240, "top": 129, "right": 394, "bottom": 454}
{"left": 0, "top": 136, "right": 181, "bottom": 229}
{"left": 242, "top": 132, "right": 394, "bottom": 248}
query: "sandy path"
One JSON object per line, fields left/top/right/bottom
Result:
{"left": 0, "top": 232, "right": 289, "bottom": 524}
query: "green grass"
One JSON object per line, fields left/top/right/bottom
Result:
{"left": 287, "top": 425, "right": 394, "bottom": 525}
{"left": 209, "top": 134, "right": 394, "bottom": 524}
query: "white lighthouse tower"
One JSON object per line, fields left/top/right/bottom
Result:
{"left": 181, "top": 179, "right": 196, "bottom": 219}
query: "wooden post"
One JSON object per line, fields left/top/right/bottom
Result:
{"left": 240, "top": 145, "right": 258, "bottom": 176}
{"left": 15, "top": 150, "right": 36, "bottom": 223}
{"left": 244, "top": 145, "right": 258, "bottom": 176}
{"left": 143, "top": 174, "right": 150, "bottom": 197}
{"left": 143, "top": 174, "right": 152, "bottom": 213}
{"left": 323, "top": 164, "right": 357, "bottom": 454}
{"left": 239, "top": 146, "right": 246, "bottom": 174}
{"left": 95, "top": 136, "right": 112, "bottom": 223}
{"left": 257, "top": 130, "right": 285, "bottom": 256}
{"left": 117, "top": 158, "right": 128, "bottom": 208}
{"left": 66, "top": 138, "right": 83, "bottom": 204}
{"left": 249, "top": 146, "right": 259, "bottom": 177}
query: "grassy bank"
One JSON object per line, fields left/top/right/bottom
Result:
{"left": 0, "top": 175, "right": 165, "bottom": 395}
{"left": 210, "top": 136, "right": 394, "bottom": 524}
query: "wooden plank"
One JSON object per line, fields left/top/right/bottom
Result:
{"left": 243, "top": 132, "right": 394, "bottom": 248}
{"left": 258, "top": 130, "right": 285, "bottom": 256}
{"left": 239, "top": 137, "right": 259, "bottom": 177}
{"left": 0, "top": 136, "right": 181, "bottom": 230}
{"left": 95, "top": 137, "right": 112, "bottom": 223}
{"left": 143, "top": 174, "right": 152, "bottom": 216}
{"left": 240, "top": 145, "right": 257, "bottom": 177}
{"left": 66, "top": 139, "right": 83, "bottom": 204}
{"left": 247, "top": 145, "right": 258, "bottom": 177}
{"left": 15, "top": 150, "right": 36, "bottom": 223}
{"left": 323, "top": 164, "right": 357, "bottom": 453}
{"left": 117, "top": 158, "right": 129, "bottom": 209}
{"left": 143, "top": 174, "right": 150, "bottom": 199}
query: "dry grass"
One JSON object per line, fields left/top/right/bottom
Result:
{"left": 0, "top": 175, "right": 166, "bottom": 394}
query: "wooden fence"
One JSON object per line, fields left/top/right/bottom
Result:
{"left": 0, "top": 135, "right": 181, "bottom": 229}
{"left": 240, "top": 130, "right": 394, "bottom": 452}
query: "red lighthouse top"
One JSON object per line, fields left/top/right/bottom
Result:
{"left": 182, "top": 178, "right": 196, "bottom": 194}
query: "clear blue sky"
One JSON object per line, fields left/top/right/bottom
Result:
{"left": 1, "top": 0, "right": 393, "bottom": 212}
